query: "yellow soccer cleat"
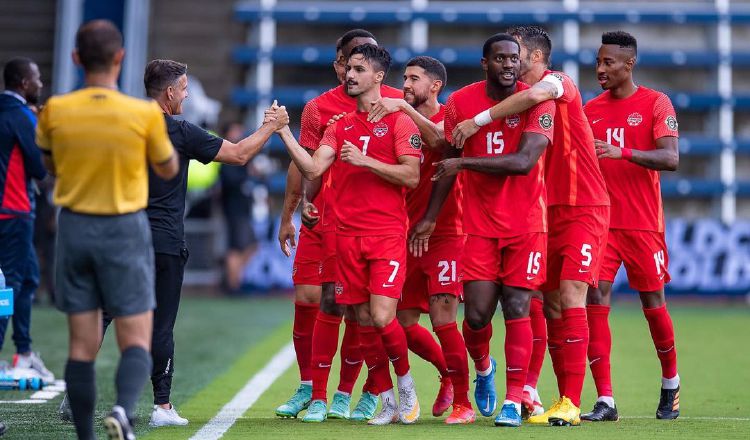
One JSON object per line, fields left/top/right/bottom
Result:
{"left": 547, "top": 396, "right": 581, "bottom": 427}
{"left": 527, "top": 398, "right": 562, "bottom": 425}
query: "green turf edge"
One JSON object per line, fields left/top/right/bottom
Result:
{"left": 143, "top": 322, "right": 293, "bottom": 440}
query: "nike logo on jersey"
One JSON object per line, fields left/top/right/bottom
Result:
{"left": 579, "top": 268, "right": 590, "bottom": 273}
{"left": 344, "top": 125, "right": 354, "bottom": 131}
{"left": 439, "top": 281, "right": 452, "bottom": 286}
{"left": 382, "top": 283, "right": 395, "bottom": 288}
{"left": 526, "top": 276, "right": 536, "bottom": 281}
{"left": 592, "top": 118, "right": 604, "bottom": 124}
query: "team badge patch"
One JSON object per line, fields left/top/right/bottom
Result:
{"left": 409, "top": 134, "right": 422, "bottom": 150}
{"left": 539, "top": 113, "right": 553, "bottom": 130}
{"left": 627, "top": 112, "right": 643, "bottom": 127}
{"left": 505, "top": 114, "right": 520, "bottom": 128}
{"left": 665, "top": 115, "right": 678, "bottom": 131}
{"left": 373, "top": 122, "right": 389, "bottom": 137}
{"left": 335, "top": 282, "right": 344, "bottom": 296}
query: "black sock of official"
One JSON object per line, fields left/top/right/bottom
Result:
{"left": 115, "top": 346, "right": 153, "bottom": 421}
{"left": 65, "top": 359, "right": 97, "bottom": 440}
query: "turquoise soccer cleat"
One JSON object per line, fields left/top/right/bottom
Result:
{"left": 350, "top": 391, "right": 378, "bottom": 421}
{"left": 302, "top": 399, "right": 328, "bottom": 423}
{"left": 275, "top": 384, "right": 312, "bottom": 418}
{"left": 327, "top": 391, "right": 351, "bottom": 419}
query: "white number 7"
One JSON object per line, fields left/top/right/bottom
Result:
{"left": 387, "top": 260, "right": 400, "bottom": 283}
{"left": 360, "top": 135, "right": 371, "bottom": 156}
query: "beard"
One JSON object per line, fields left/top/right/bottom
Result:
{"left": 406, "top": 91, "right": 429, "bottom": 109}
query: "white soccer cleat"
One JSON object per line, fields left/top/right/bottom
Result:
{"left": 398, "top": 381, "right": 420, "bottom": 424}
{"left": 149, "top": 404, "right": 189, "bottom": 427}
{"left": 13, "top": 352, "right": 54, "bottom": 383}
{"left": 367, "top": 394, "right": 399, "bottom": 426}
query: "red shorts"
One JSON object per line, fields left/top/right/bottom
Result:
{"left": 335, "top": 234, "right": 407, "bottom": 305}
{"left": 321, "top": 230, "right": 337, "bottom": 284}
{"left": 292, "top": 227, "right": 322, "bottom": 286}
{"left": 463, "top": 233, "right": 547, "bottom": 290}
{"left": 540, "top": 205, "right": 610, "bottom": 292}
{"left": 599, "top": 229, "right": 671, "bottom": 292}
{"left": 399, "top": 235, "right": 465, "bottom": 313}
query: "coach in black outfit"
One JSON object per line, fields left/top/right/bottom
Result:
{"left": 92, "top": 59, "right": 288, "bottom": 427}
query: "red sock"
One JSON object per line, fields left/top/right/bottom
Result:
{"left": 462, "top": 320, "right": 492, "bottom": 372}
{"left": 405, "top": 323, "right": 449, "bottom": 377}
{"left": 435, "top": 322, "right": 471, "bottom": 407}
{"left": 561, "top": 308, "right": 589, "bottom": 407}
{"left": 547, "top": 317, "right": 565, "bottom": 397}
{"left": 293, "top": 301, "right": 318, "bottom": 382}
{"left": 337, "top": 318, "right": 363, "bottom": 395}
{"left": 587, "top": 304, "right": 613, "bottom": 397}
{"left": 526, "top": 297, "right": 547, "bottom": 389}
{"left": 359, "top": 326, "right": 392, "bottom": 393}
{"left": 311, "top": 311, "right": 342, "bottom": 401}
{"left": 643, "top": 305, "right": 678, "bottom": 379}
{"left": 504, "top": 317, "right": 533, "bottom": 404}
{"left": 377, "top": 319, "right": 410, "bottom": 376}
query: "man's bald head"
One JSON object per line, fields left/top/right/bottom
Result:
{"left": 75, "top": 19, "right": 124, "bottom": 73}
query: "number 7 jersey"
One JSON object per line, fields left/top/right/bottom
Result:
{"left": 583, "top": 86, "right": 679, "bottom": 232}
{"left": 444, "top": 81, "right": 555, "bottom": 238}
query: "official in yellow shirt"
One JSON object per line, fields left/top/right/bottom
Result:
{"left": 36, "top": 19, "right": 178, "bottom": 440}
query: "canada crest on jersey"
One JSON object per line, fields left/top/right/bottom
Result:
{"left": 665, "top": 115, "right": 678, "bottom": 131}
{"left": 539, "top": 113, "right": 553, "bottom": 130}
{"left": 373, "top": 122, "right": 389, "bottom": 137}
{"left": 505, "top": 114, "right": 520, "bottom": 128}
{"left": 627, "top": 112, "right": 643, "bottom": 127}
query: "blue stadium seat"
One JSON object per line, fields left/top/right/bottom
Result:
{"left": 661, "top": 179, "right": 724, "bottom": 198}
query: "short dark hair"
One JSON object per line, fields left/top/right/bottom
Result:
{"left": 144, "top": 59, "right": 188, "bottom": 98}
{"left": 482, "top": 33, "right": 520, "bottom": 58}
{"left": 75, "top": 20, "right": 123, "bottom": 73}
{"left": 602, "top": 31, "right": 638, "bottom": 56}
{"left": 406, "top": 56, "right": 447, "bottom": 92}
{"left": 3, "top": 57, "right": 34, "bottom": 90}
{"left": 349, "top": 44, "right": 391, "bottom": 76}
{"left": 508, "top": 26, "right": 552, "bottom": 65}
{"left": 339, "top": 29, "right": 376, "bottom": 52}
{"left": 335, "top": 37, "right": 344, "bottom": 53}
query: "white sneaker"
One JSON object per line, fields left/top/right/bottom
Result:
{"left": 149, "top": 404, "right": 189, "bottom": 427}
{"left": 13, "top": 352, "right": 54, "bottom": 383}
{"left": 397, "top": 381, "right": 420, "bottom": 424}
{"left": 367, "top": 393, "right": 398, "bottom": 426}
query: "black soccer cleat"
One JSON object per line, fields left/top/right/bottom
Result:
{"left": 656, "top": 386, "right": 680, "bottom": 420}
{"left": 104, "top": 406, "right": 136, "bottom": 440}
{"left": 581, "top": 401, "right": 619, "bottom": 422}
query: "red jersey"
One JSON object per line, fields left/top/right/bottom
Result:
{"left": 444, "top": 81, "right": 555, "bottom": 238}
{"left": 299, "top": 84, "right": 402, "bottom": 232}
{"left": 540, "top": 70, "right": 609, "bottom": 207}
{"left": 583, "top": 86, "right": 679, "bottom": 232}
{"left": 319, "top": 110, "right": 422, "bottom": 237}
{"left": 405, "top": 106, "right": 463, "bottom": 236}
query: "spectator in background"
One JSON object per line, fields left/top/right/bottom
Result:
{"left": 220, "top": 122, "right": 259, "bottom": 293}
{"left": 0, "top": 57, "right": 53, "bottom": 382}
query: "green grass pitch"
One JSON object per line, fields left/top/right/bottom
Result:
{"left": 0, "top": 296, "right": 748, "bottom": 439}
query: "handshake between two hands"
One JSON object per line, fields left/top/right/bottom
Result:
{"left": 263, "top": 100, "right": 290, "bottom": 131}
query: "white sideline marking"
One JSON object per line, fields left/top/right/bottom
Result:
{"left": 621, "top": 416, "right": 750, "bottom": 421}
{"left": 2, "top": 379, "right": 66, "bottom": 405}
{"left": 189, "top": 342, "right": 296, "bottom": 440}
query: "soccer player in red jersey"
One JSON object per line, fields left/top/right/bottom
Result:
{"left": 368, "top": 56, "right": 474, "bottom": 424}
{"left": 276, "top": 30, "right": 404, "bottom": 422}
{"left": 583, "top": 31, "right": 680, "bottom": 421}
{"left": 432, "top": 33, "right": 555, "bottom": 427}
{"left": 277, "top": 44, "right": 422, "bottom": 426}
{"left": 452, "top": 26, "right": 610, "bottom": 426}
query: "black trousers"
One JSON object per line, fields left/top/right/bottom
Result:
{"left": 103, "top": 249, "right": 188, "bottom": 405}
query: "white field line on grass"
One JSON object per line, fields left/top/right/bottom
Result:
{"left": 189, "top": 342, "right": 296, "bottom": 440}
{"left": 621, "top": 416, "right": 750, "bottom": 421}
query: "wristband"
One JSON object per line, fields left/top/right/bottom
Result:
{"left": 621, "top": 148, "right": 633, "bottom": 161}
{"left": 473, "top": 109, "right": 493, "bottom": 127}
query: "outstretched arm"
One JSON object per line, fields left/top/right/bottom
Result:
{"left": 369, "top": 98, "right": 446, "bottom": 149}
{"left": 278, "top": 126, "right": 336, "bottom": 180}
{"left": 596, "top": 136, "right": 679, "bottom": 171}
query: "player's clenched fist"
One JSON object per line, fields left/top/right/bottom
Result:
{"left": 451, "top": 119, "right": 481, "bottom": 149}
{"left": 431, "top": 158, "right": 462, "bottom": 181}
{"left": 341, "top": 140, "right": 368, "bottom": 167}
{"left": 595, "top": 139, "right": 623, "bottom": 160}
{"left": 301, "top": 202, "right": 320, "bottom": 229}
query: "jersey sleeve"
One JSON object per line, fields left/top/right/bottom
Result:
{"left": 542, "top": 71, "right": 577, "bottom": 103}
{"left": 319, "top": 122, "right": 338, "bottom": 154}
{"left": 299, "top": 99, "right": 322, "bottom": 150}
{"left": 35, "top": 100, "right": 51, "bottom": 152}
{"left": 393, "top": 113, "right": 422, "bottom": 158}
{"left": 183, "top": 121, "right": 223, "bottom": 164}
{"left": 443, "top": 94, "right": 459, "bottom": 145}
{"left": 652, "top": 93, "right": 679, "bottom": 139}
{"left": 523, "top": 100, "right": 556, "bottom": 144}
{"left": 145, "top": 103, "right": 175, "bottom": 164}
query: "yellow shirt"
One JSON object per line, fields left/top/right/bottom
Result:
{"left": 36, "top": 88, "right": 174, "bottom": 215}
